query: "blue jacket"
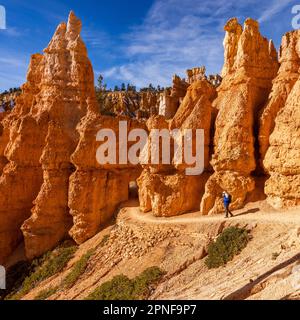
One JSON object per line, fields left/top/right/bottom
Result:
{"left": 223, "top": 195, "right": 231, "bottom": 205}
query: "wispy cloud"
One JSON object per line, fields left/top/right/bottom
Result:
{"left": 0, "top": 56, "right": 28, "bottom": 68}
{"left": 101, "top": 0, "right": 294, "bottom": 88}
{"left": 101, "top": 0, "right": 257, "bottom": 88}
{"left": 258, "top": 0, "right": 294, "bottom": 23}
{"left": 2, "top": 26, "right": 23, "bottom": 37}
{"left": 102, "top": 0, "right": 227, "bottom": 87}
{"left": 82, "top": 27, "right": 111, "bottom": 48}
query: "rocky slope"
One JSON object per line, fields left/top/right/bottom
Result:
{"left": 11, "top": 202, "right": 300, "bottom": 301}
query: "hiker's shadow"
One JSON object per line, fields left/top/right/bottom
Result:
{"left": 234, "top": 208, "right": 260, "bottom": 217}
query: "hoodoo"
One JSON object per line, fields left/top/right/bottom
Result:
{"left": 200, "top": 18, "right": 279, "bottom": 215}
{"left": 261, "top": 30, "right": 300, "bottom": 208}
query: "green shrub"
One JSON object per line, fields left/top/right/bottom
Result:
{"left": 133, "top": 267, "right": 165, "bottom": 299}
{"left": 7, "top": 245, "right": 77, "bottom": 300}
{"left": 86, "top": 275, "right": 134, "bottom": 300}
{"left": 85, "top": 267, "right": 165, "bottom": 300}
{"left": 205, "top": 227, "right": 249, "bottom": 269}
{"left": 99, "top": 234, "right": 110, "bottom": 248}
{"left": 62, "top": 249, "right": 96, "bottom": 288}
{"left": 34, "top": 286, "right": 59, "bottom": 300}
{"left": 272, "top": 252, "right": 280, "bottom": 260}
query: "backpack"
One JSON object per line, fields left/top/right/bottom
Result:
{"left": 228, "top": 194, "right": 232, "bottom": 203}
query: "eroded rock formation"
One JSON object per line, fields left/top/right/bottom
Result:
{"left": 158, "top": 74, "right": 188, "bottom": 120}
{"left": 200, "top": 18, "right": 279, "bottom": 215}
{"left": 0, "top": 53, "right": 46, "bottom": 263}
{"left": 1, "top": 13, "right": 300, "bottom": 264}
{"left": 103, "top": 90, "right": 159, "bottom": 118}
{"left": 20, "top": 12, "right": 98, "bottom": 259}
{"left": 139, "top": 79, "right": 216, "bottom": 217}
{"left": 0, "top": 12, "right": 97, "bottom": 262}
{"left": 259, "top": 30, "right": 300, "bottom": 166}
{"left": 261, "top": 30, "right": 300, "bottom": 208}
{"left": 69, "top": 112, "right": 145, "bottom": 244}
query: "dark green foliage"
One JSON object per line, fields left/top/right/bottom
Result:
{"left": 99, "top": 234, "right": 110, "bottom": 247}
{"left": 7, "top": 245, "right": 77, "bottom": 300}
{"left": 87, "top": 275, "right": 134, "bottom": 300}
{"left": 62, "top": 249, "right": 96, "bottom": 288}
{"left": 85, "top": 267, "right": 165, "bottom": 300}
{"left": 133, "top": 267, "right": 165, "bottom": 299}
{"left": 205, "top": 227, "right": 249, "bottom": 269}
{"left": 34, "top": 286, "right": 59, "bottom": 300}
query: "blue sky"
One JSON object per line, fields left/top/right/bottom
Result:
{"left": 0, "top": 0, "right": 298, "bottom": 91}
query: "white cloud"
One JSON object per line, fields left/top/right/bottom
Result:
{"left": 82, "top": 27, "right": 111, "bottom": 48}
{"left": 258, "top": 0, "right": 294, "bottom": 23}
{"left": 102, "top": 0, "right": 230, "bottom": 88}
{"left": 101, "top": 0, "right": 294, "bottom": 88}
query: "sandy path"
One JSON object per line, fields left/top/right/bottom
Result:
{"left": 122, "top": 201, "right": 300, "bottom": 226}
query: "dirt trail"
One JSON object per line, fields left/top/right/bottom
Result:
{"left": 123, "top": 200, "right": 300, "bottom": 226}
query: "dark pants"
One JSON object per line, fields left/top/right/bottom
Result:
{"left": 224, "top": 204, "right": 233, "bottom": 217}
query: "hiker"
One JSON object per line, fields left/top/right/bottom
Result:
{"left": 223, "top": 191, "right": 233, "bottom": 218}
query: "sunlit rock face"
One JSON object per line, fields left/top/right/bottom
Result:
{"left": 68, "top": 111, "right": 145, "bottom": 244}
{"left": 200, "top": 18, "right": 279, "bottom": 215}
{"left": 138, "top": 79, "right": 216, "bottom": 217}
{"left": 262, "top": 30, "right": 300, "bottom": 209}
{"left": 0, "top": 11, "right": 97, "bottom": 262}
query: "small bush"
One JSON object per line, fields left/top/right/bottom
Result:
{"left": 85, "top": 267, "right": 165, "bottom": 300}
{"left": 99, "top": 234, "right": 110, "bottom": 248}
{"left": 86, "top": 275, "right": 134, "bottom": 300}
{"left": 62, "top": 249, "right": 96, "bottom": 288}
{"left": 34, "top": 286, "right": 59, "bottom": 300}
{"left": 272, "top": 252, "right": 280, "bottom": 260}
{"left": 7, "top": 245, "right": 77, "bottom": 300}
{"left": 205, "top": 227, "right": 249, "bottom": 269}
{"left": 133, "top": 267, "right": 165, "bottom": 299}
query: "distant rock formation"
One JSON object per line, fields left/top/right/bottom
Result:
{"left": 158, "top": 74, "right": 188, "bottom": 120}
{"left": 103, "top": 90, "right": 159, "bottom": 117}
